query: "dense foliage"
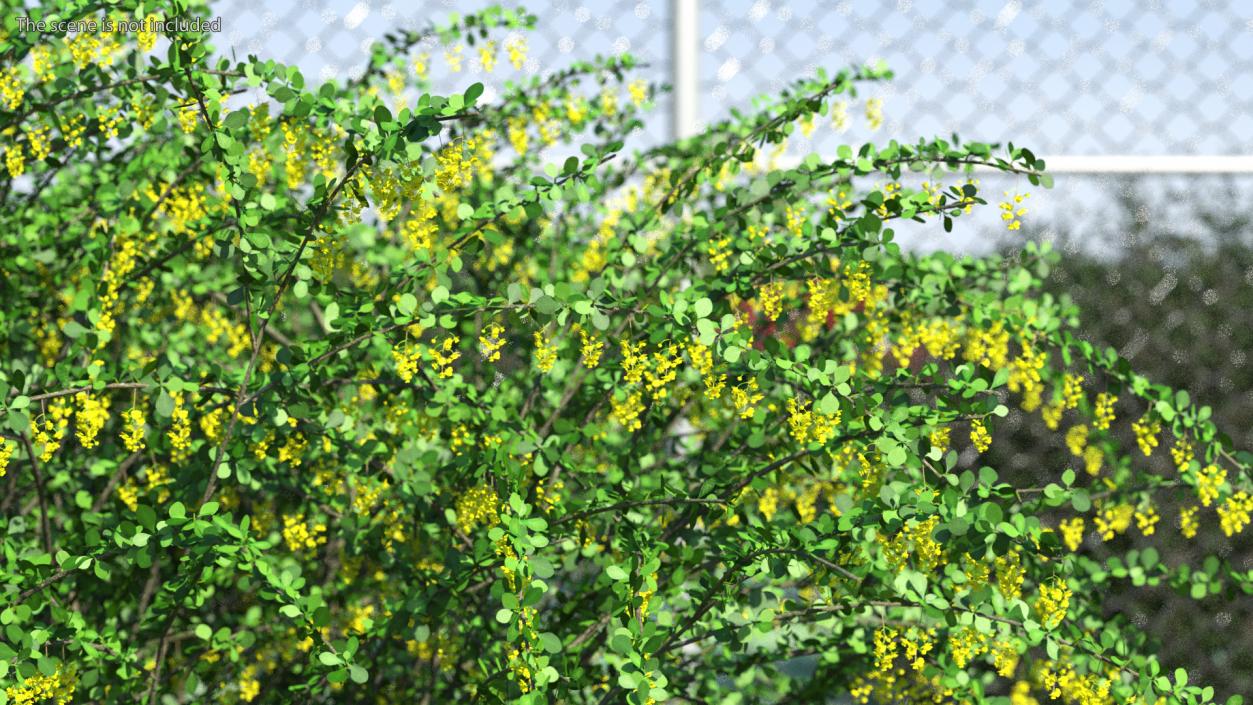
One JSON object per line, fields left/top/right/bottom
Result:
{"left": 1, "top": 3, "right": 1250, "bottom": 704}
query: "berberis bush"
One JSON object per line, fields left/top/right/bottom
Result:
{"left": 0, "top": 3, "right": 1249, "bottom": 704}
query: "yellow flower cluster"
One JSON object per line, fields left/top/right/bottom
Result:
{"left": 730, "top": 377, "right": 764, "bottom": 420}
{"left": 478, "top": 40, "right": 497, "bottom": 72}
{"left": 0, "top": 66, "right": 23, "bottom": 110}
{"left": 994, "top": 549, "right": 1025, "bottom": 600}
{"left": 1131, "top": 416, "right": 1160, "bottom": 456}
{"left": 96, "top": 235, "right": 140, "bottom": 336}
{"left": 964, "top": 321, "right": 1009, "bottom": 370}
{"left": 992, "top": 638, "right": 1020, "bottom": 677}
{"left": 1038, "top": 660, "right": 1112, "bottom": 705}
{"left": 4, "top": 665, "right": 77, "bottom": 705}
{"left": 479, "top": 323, "right": 505, "bottom": 362}
{"left": 577, "top": 326, "right": 604, "bottom": 368}
{"left": 167, "top": 392, "right": 192, "bottom": 461}
{"left": 1061, "top": 373, "right": 1084, "bottom": 409}
{"left": 1134, "top": 504, "right": 1159, "bottom": 536}
{"left": 872, "top": 627, "right": 898, "bottom": 673}
{"left": 121, "top": 406, "right": 146, "bottom": 452}
{"left": 969, "top": 419, "right": 991, "bottom": 453}
{"left": 1179, "top": 504, "right": 1200, "bottom": 538}
{"left": 999, "top": 192, "right": 1029, "bottom": 230}
{"left": 1064, "top": 424, "right": 1087, "bottom": 457}
{"left": 1170, "top": 437, "right": 1194, "bottom": 472}
{"left": 962, "top": 553, "right": 990, "bottom": 591}
{"left": 505, "top": 36, "right": 527, "bottom": 69}
{"left": 1082, "top": 445, "right": 1102, "bottom": 476}
{"left": 34, "top": 398, "right": 73, "bottom": 461}
{"left": 1196, "top": 464, "right": 1226, "bottom": 507}
{"left": 643, "top": 343, "right": 684, "bottom": 401}
{"left": 864, "top": 97, "right": 884, "bottom": 131}
{"left": 238, "top": 664, "right": 261, "bottom": 701}
{"left": 610, "top": 390, "right": 645, "bottom": 431}
{"left": 26, "top": 125, "right": 51, "bottom": 162}
{"left": 929, "top": 426, "right": 950, "bottom": 455}
{"left": 75, "top": 392, "right": 109, "bottom": 449}
{"left": 1092, "top": 392, "right": 1116, "bottom": 430}
{"left": 1034, "top": 577, "right": 1071, "bottom": 628}
{"left": 392, "top": 342, "right": 421, "bottom": 383}
{"left": 1094, "top": 503, "right": 1133, "bottom": 540}
{"left": 281, "top": 513, "right": 327, "bottom": 552}
{"left": 533, "top": 331, "right": 558, "bottom": 373}
{"left": 434, "top": 136, "right": 484, "bottom": 192}
{"left": 0, "top": 439, "right": 13, "bottom": 478}
{"left": 785, "top": 397, "right": 840, "bottom": 445}
{"left": 5, "top": 144, "right": 24, "bottom": 178}
{"left": 760, "top": 281, "right": 785, "bottom": 321}
{"left": 948, "top": 626, "right": 989, "bottom": 668}
{"left": 1041, "top": 398, "right": 1064, "bottom": 431}
{"left": 1059, "top": 517, "right": 1084, "bottom": 551}
{"left": 455, "top": 484, "right": 500, "bottom": 533}
{"left": 431, "top": 335, "right": 460, "bottom": 378}
{"left": 1008, "top": 343, "right": 1047, "bottom": 410}
{"left": 1217, "top": 491, "right": 1252, "bottom": 536}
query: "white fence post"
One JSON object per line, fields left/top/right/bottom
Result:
{"left": 672, "top": 0, "right": 700, "bottom": 140}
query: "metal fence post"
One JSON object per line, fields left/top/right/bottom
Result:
{"left": 672, "top": 0, "right": 699, "bottom": 140}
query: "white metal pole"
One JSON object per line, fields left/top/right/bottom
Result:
{"left": 672, "top": 0, "right": 700, "bottom": 140}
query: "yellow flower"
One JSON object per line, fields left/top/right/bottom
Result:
{"left": 1061, "top": 373, "right": 1084, "bottom": 409}
{"left": 478, "top": 322, "right": 506, "bottom": 362}
{"left": 929, "top": 426, "right": 950, "bottom": 455}
{"left": 1064, "top": 424, "right": 1087, "bottom": 457}
{"left": 760, "top": 281, "right": 785, "bottom": 321}
{"left": 455, "top": 484, "right": 499, "bottom": 533}
{"left": 1196, "top": 464, "right": 1226, "bottom": 507}
{"left": 1094, "top": 503, "right": 1133, "bottom": 540}
{"left": 76, "top": 392, "right": 110, "bottom": 449}
{"left": 994, "top": 549, "right": 1024, "bottom": 600}
{"left": 1131, "top": 416, "right": 1160, "bottom": 456}
{"left": 1217, "top": 491, "right": 1252, "bottom": 537}
{"left": 1034, "top": 577, "right": 1071, "bottom": 628}
{"left": 1170, "top": 437, "right": 1194, "bottom": 472}
{"left": 1179, "top": 505, "right": 1199, "bottom": 539}
{"left": 970, "top": 419, "right": 991, "bottom": 453}
{"left": 864, "top": 97, "right": 883, "bottom": 131}
{"left": 1059, "top": 517, "right": 1084, "bottom": 551}
{"left": 610, "top": 391, "right": 645, "bottom": 432}
{"left": 992, "top": 638, "right": 1019, "bottom": 677}
{"left": 872, "top": 626, "right": 898, "bottom": 673}
{"left": 167, "top": 392, "right": 192, "bottom": 461}
{"left": 1134, "top": 504, "right": 1159, "bottom": 536}
{"left": 1082, "top": 445, "right": 1102, "bottom": 476}
{"left": 578, "top": 326, "right": 604, "bottom": 368}
{"left": 0, "top": 439, "right": 13, "bottom": 478}
{"left": 281, "top": 513, "right": 327, "bottom": 551}
{"left": 121, "top": 406, "right": 146, "bottom": 452}
{"left": 948, "top": 626, "right": 988, "bottom": 668}
{"left": 0, "top": 66, "right": 23, "bottom": 110}
{"left": 533, "top": 331, "right": 558, "bottom": 373}
{"left": 505, "top": 36, "right": 527, "bottom": 69}
{"left": 999, "top": 191, "right": 1029, "bottom": 231}
{"left": 1092, "top": 392, "right": 1116, "bottom": 430}
{"left": 478, "top": 40, "right": 497, "bottom": 72}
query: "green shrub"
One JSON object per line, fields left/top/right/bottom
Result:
{"left": 1, "top": 4, "right": 1249, "bottom": 704}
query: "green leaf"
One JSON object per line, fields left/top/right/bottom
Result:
{"left": 693, "top": 297, "right": 713, "bottom": 319}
